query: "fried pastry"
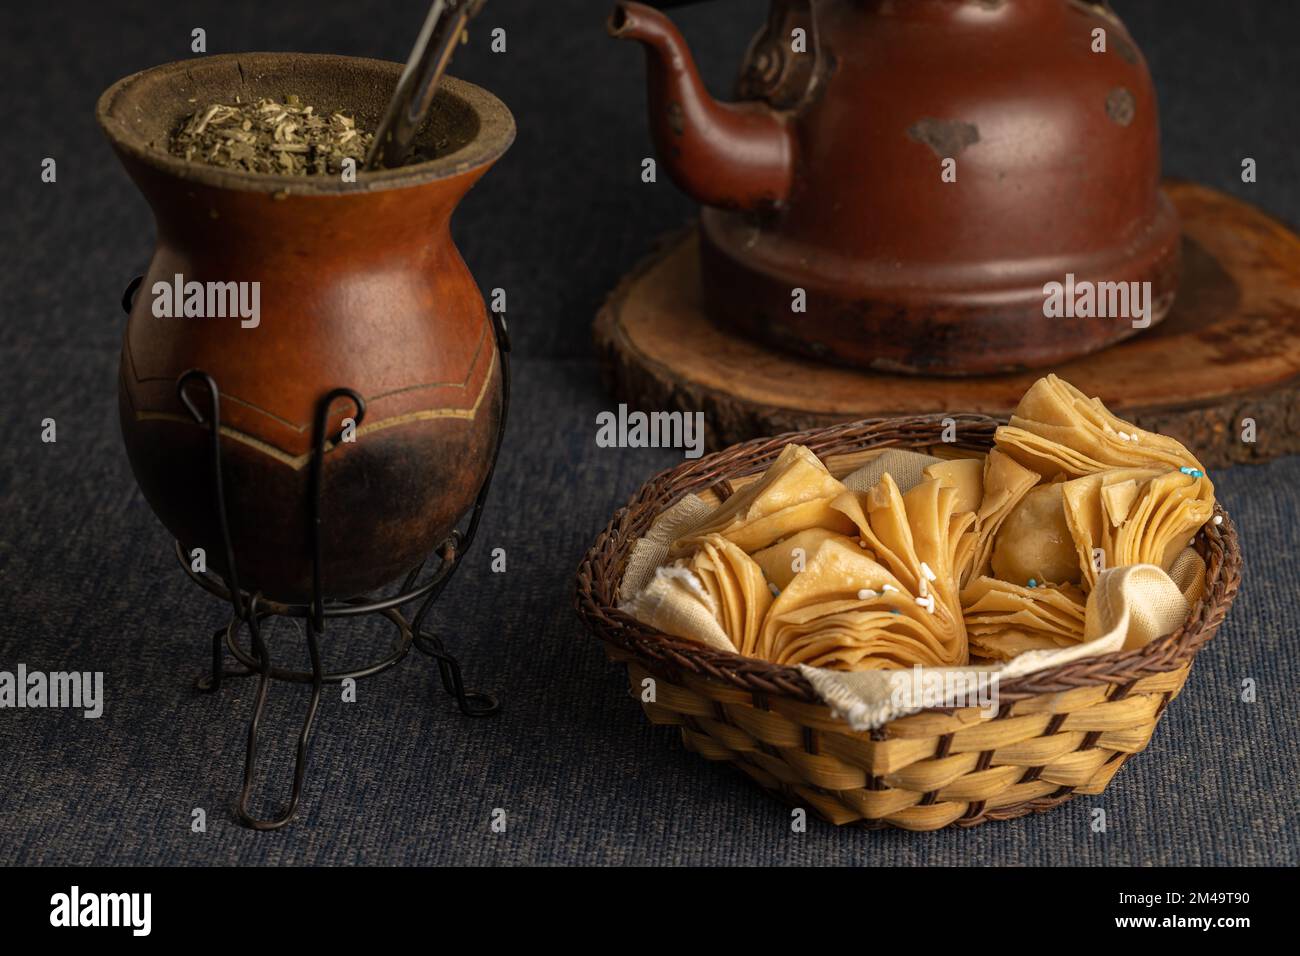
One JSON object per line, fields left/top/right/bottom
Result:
{"left": 670, "top": 443, "right": 855, "bottom": 557}
{"left": 995, "top": 375, "right": 1204, "bottom": 479}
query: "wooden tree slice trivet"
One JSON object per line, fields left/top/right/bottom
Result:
{"left": 595, "top": 181, "right": 1300, "bottom": 468}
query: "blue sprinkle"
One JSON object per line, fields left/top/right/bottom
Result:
{"left": 1180, "top": 466, "right": 1205, "bottom": 478}
{"left": 1027, "top": 578, "right": 1037, "bottom": 589}
{"left": 890, "top": 609, "right": 900, "bottom": 615}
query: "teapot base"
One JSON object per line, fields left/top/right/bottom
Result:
{"left": 699, "top": 193, "right": 1183, "bottom": 377}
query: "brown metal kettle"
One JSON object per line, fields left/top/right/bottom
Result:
{"left": 610, "top": 0, "right": 1181, "bottom": 375}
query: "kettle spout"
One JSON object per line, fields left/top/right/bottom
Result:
{"left": 609, "top": 1, "right": 794, "bottom": 210}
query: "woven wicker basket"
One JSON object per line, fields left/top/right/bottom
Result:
{"left": 574, "top": 415, "right": 1242, "bottom": 831}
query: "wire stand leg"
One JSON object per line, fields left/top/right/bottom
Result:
{"left": 234, "top": 602, "right": 324, "bottom": 831}
{"left": 196, "top": 625, "right": 257, "bottom": 693}
{"left": 176, "top": 370, "right": 364, "bottom": 829}
{"left": 409, "top": 310, "right": 511, "bottom": 717}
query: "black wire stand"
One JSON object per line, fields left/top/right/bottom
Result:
{"left": 123, "top": 277, "right": 509, "bottom": 830}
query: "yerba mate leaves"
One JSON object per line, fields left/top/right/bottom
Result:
{"left": 170, "top": 95, "right": 376, "bottom": 176}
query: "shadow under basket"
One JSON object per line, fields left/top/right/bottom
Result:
{"left": 574, "top": 415, "right": 1242, "bottom": 831}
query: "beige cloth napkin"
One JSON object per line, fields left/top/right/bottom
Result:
{"left": 841, "top": 448, "right": 941, "bottom": 495}
{"left": 620, "top": 450, "right": 1203, "bottom": 730}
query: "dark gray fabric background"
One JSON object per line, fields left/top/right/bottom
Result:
{"left": 0, "top": 1, "right": 1296, "bottom": 866}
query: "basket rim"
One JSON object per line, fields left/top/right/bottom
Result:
{"left": 573, "top": 412, "right": 1242, "bottom": 711}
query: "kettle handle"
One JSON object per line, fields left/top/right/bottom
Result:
{"left": 737, "top": 0, "right": 820, "bottom": 110}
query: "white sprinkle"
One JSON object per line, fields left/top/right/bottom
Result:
{"left": 915, "top": 594, "right": 935, "bottom": 613}
{"left": 857, "top": 588, "right": 879, "bottom": 601}
{"left": 1118, "top": 431, "right": 1130, "bottom": 441}
{"left": 858, "top": 539, "right": 868, "bottom": 548}
{"left": 920, "top": 561, "right": 937, "bottom": 582}
{"left": 882, "top": 584, "right": 899, "bottom": 594}
{"left": 1189, "top": 538, "right": 1195, "bottom": 546}
{"left": 1213, "top": 515, "right": 1223, "bottom": 526}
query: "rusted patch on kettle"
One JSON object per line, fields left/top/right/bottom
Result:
{"left": 907, "top": 118, "right": 980, "bottom": 159}
{"left": 667, "top": 102, "right": 685, "bottom": 136}
{"left": 1106, "top": 87, "right": 1135, "bottom": 126}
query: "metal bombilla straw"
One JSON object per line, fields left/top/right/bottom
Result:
{"left": 367, "top": 0, "right": 488, "bottom": 170}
